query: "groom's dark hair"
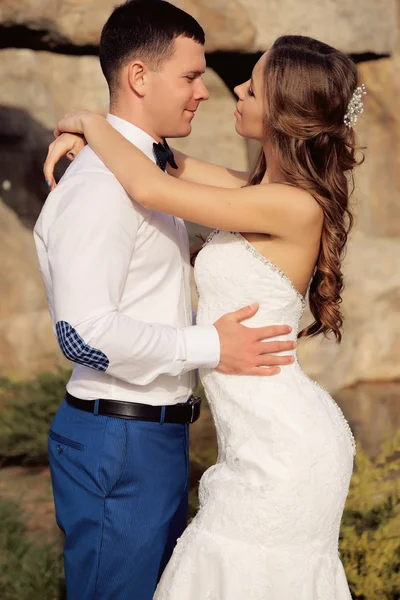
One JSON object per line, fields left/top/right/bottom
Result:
{"left": 100, "top": 0, "right": 205, "bottom": 97}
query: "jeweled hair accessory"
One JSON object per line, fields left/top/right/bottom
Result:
{"left": 344, "top": 84, "right": 367, "bottom": 128}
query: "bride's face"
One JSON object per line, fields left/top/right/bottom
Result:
{"left": 234, "top": 53, "right": 268, "bottom": 142}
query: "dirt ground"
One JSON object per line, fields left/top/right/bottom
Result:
{"left": 0, "top": 465, "right": 60, "bottom": 543}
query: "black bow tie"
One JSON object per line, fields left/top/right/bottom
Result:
{"left": 153, "top": 140, "right": 179, "bottom": 172}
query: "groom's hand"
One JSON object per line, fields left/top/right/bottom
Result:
{"left": 214, "top": 303, "right": 295, "bottom": 376}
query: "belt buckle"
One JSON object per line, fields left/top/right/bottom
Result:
{"left": 189, "top": 395, "right": 201, "bottom": 424}
{"left": 190, "top": 402, "right": 195, "bottom": 423}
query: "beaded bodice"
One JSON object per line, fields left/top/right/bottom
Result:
{"left": 195, "top": 229, "right": 356, "bottom": 456}
{"left": 197, "top": 229, "right": 306, "bottom": 336}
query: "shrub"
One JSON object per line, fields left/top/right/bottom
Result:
{"left": 0, "top": 370, "right": 70, "bottom": 465}
{"left": 340, "top": 430, "right": 400, "bottom": 599}
{"left": 0, "top": 500, "right": 65, "bottom": 600}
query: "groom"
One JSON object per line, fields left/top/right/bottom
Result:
{"left": 35, "top": 1, "right": 294, "bottom": 599}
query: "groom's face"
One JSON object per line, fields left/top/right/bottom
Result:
{"left": 144, "top": 35, "right": 209, "bottom": 139}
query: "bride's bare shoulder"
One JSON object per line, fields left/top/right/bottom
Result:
{"left": 260, "top": 182, "right": 324, "bottom": 226}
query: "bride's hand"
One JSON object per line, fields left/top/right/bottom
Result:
{"left": 44, "top": 132, "right": 87, "bottom": 190}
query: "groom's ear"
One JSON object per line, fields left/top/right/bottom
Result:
{"left": 126, "top": 60, "right": 148, "bottom": 97}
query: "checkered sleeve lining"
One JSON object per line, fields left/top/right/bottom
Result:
{"left": 56, "top": 321, "right": 109, "bottom": 372}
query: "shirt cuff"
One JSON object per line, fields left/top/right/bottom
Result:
{"left": 183, "top": 325, "right": 220, "bottom": 371}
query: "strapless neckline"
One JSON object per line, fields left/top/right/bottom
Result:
{"left": 205, "top": 229, "right": 307, "bottom": 310}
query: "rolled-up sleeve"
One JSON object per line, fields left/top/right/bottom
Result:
{"left": 47, "top": 172, "right": 220, "bottom": 385}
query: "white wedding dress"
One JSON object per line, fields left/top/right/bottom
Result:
{"left": 154, "top": 230, "right": 355, "bottom": 600}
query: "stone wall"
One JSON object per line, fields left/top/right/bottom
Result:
{"left": 0, "top": 201, "right": 67, "bottom": 376}
{"left": 1, "top": 0, "right": 396, "bottom": 53}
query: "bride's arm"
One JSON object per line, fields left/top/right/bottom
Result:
{"left": 57, "top": 112, "right": 321, "bottom": 235}
{"left": 44, "top": 134, "right": 248, "bottom": 190}
{"left": 166, "top": 148, "right": 249, "bottom": 189}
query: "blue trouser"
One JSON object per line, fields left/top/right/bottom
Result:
{"left": 48, "top": 398, "right": 189, "bottom": 600}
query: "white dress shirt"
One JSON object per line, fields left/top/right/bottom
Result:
{"left": 34, "top": 114, "right": 220, "bottom": 405}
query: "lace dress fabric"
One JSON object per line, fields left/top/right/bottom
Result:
{"left": 154, "top": 230, "right": 355, "bottom": 600}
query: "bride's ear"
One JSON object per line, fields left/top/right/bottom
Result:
{"left": 126, "top": 60, "right": 148, "bottom": 98}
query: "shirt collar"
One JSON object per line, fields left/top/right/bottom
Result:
{"left": 106, "top": 113, "right": 158, "bottom": 163}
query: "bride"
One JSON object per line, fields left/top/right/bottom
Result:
{"left": 45, "top": 34, "right": 364, "bottom": 600}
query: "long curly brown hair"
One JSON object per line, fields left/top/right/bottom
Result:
{"left": 248, "top": 35, "right": 364, "bottom": 343}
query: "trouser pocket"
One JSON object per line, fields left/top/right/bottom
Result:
{"left": 49, "top": 430, "right": 84, "bottom": 450}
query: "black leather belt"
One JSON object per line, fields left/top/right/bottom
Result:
{"left": 65, "top": 391, "right": 201, "bottom": 424}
